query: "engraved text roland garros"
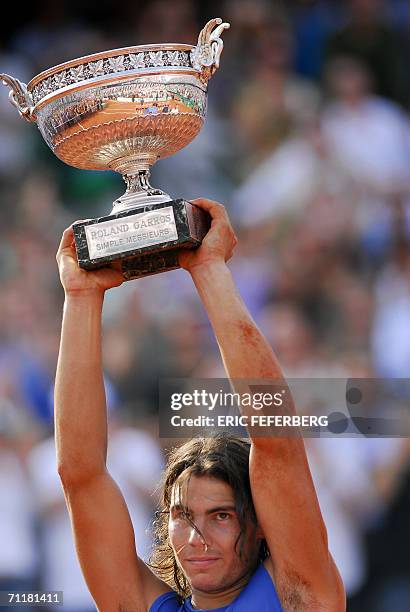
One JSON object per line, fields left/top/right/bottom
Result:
{"left": 84, "top": 206, "right": 178, "bottom": 259}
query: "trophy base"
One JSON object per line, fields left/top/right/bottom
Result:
{"left": 73, "top": 199, "right": 211, "bottom": 280}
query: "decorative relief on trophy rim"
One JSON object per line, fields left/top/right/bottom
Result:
{"left": 30, "top": 50, "right": 196, "bottom": 105}
{"left": 1, "top": 17, "right": 229, "bottom": 125}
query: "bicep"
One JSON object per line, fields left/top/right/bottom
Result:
{"left": 62, "top": 470, "right": 171, "bottom": 611}
{"left": 250, "top": 441, "right": 345, "bottom": 609}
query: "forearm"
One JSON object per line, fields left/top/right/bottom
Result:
{"left": 191, "top": 262, "right": 284, "bottom": 380}
{"left": 55, "top": 292, "right": 108, "bottom": 484}
{"left": 191, "top": 262, "right": 301, "bottom": 447}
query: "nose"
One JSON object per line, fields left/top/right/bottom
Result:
{"left": 188, "top": 520, "right": 209, "bottom": 550}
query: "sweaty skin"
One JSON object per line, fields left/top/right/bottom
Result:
{"left": 55, "top": 198, "right": 346, "bottom": 611}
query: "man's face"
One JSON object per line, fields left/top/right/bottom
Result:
{"left": 168, "top": 474, "right": 262, "bottom": 594}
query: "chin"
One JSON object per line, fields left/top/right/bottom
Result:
{"left": 189, "top": 575, "right": 224, "bottom": 593}
{"left": 180, "top": 565, "right": 220, "bottom": 591}
{"left": 187, "top": 565, "right": 244, "bottom": 594}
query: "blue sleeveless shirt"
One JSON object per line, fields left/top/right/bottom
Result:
{"left": 149, "top": 563, "right": 283, "bottom": 611}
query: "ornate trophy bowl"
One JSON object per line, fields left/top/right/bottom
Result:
{"left": 1, "top": 18, "right": 229, "bottom": 279}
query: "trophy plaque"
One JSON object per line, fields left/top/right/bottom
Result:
{"left": 1, "top": 18, "right": 229, "bottom": 279}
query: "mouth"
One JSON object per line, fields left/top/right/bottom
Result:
{"left": 185, "top": 557, "right": 219, "bottom": 569}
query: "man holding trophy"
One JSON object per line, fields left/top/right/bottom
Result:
{"left": 54, "top": 195, "right": 345, "bottom": 611}
{"left": 2, "top": 17, "right": 345, "bottom": 612}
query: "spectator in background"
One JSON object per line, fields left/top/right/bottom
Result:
{"left": 28, "top": 379, "right": 164, "bottom": 612}
{"left": 320, "top": 55, "right": 410, "bottom": 271}
{"left": 9, "top": 2, "right": 111, "bottom": 74}
{"left": 324, "top": 0, "right": 408, "bottom": 107}
{"left": 232, "top": 9, "right": 320, "bottom": 173}
{"left": 290, "top": 0, "right": 343, "bottom": 80}
{"left": 362, "top": 441, "right": 410, "bottom": 612}
{"left": 0, "top": 400, "right": 38, "bottom": 612}
{"left": 0, "top": 47, "right": 32, "bottom": 179}
{"left": 321, "top": 56, "right": 410, "bottom": 195}
{"left": 130, "top": 0, "right": 197, "bottom": 45}
{"left": 371, "top": 240, "right": 410, "bottom": 378}
{"left": 230, "top": 112, "right": 353, "bottom": 227}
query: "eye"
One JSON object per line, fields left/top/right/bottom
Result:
{"left": 173, "top": 509, "right": 192, "bottom": 521}
{"left": 215, "top": 512, "right": 231, "bottom": 521}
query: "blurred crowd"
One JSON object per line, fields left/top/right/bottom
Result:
{"left": 1, "top": 1, "right": 410, "bottom": 610}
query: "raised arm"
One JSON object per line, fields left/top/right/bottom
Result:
{"left": 180, "top": 199, "right": 346, "bottom": 611}
{"left": 55, "top": 227, "right": 171, "bottom": 611}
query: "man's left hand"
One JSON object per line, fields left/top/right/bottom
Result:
{"left": 178, "top": 198, "right": 237, "bottom": 273}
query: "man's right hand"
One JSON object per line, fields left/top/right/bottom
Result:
{"left": 56, "top": 224, "right": 124, "bottom": 296}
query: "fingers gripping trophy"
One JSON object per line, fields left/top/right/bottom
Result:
{"left": 1, "top": 18, "right": 230, "bottom": 279}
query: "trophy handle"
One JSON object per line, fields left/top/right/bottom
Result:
{"left": 0, "top": 74, "right": 36, "bottom": 122}
{"left": 190, "top": 18, "right": 230, "bottom": 83}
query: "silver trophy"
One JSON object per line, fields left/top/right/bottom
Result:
{"left": 1, "top": 18, "right": 229, "bottom": 279}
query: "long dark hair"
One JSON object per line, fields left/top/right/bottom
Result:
{"left": 149, "top": 434, "right": 269, "bottom": 598}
